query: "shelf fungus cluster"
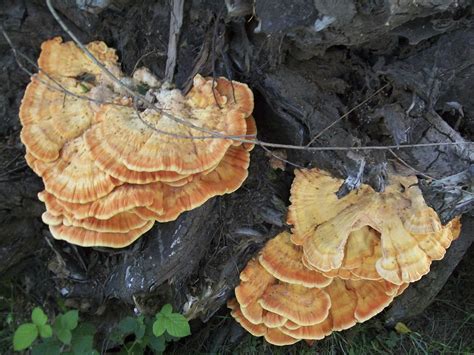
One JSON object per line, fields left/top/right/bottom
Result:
{"left": 229, "top": 168, "right": 461, "bottom": 346}
{"left": 20, "top": 37, "right": 255, "bottom": 248}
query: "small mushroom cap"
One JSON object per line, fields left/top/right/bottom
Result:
{"left": 86, "top": 76, "right": 250, "bottom": 175}
{"left": 38, "top": 191, "right": 64, "bottom": 217}
{"left": 262, "top": 312, "right": 287, "bottom": 328}
{"left": 228, "top": 299, "right": 266, "bottom": 337}
{"left": 283, "top": 320, "right": 301, "bottom": 330}
{"left": 34, "top": 136, "right": 120, "bottom": 203}
{"left": 235, "top": 259, "right": 276, "bottom": 307}
{"left": 61, "top": 211, "right": 147, "bottom": 233}
{"left": 240, "top": 301, "right": 288, "bottom": 328}
{"left": 41, "top": 183, "right": 159, "bottom": 220}
{"left": 279, "top": 316, "right": 333, "bottom": 340}
{"left": 240, "top": 301, "right": 264, "bottom": 325}
{"left": 37, "top": 37, "right": 118, "bottom": 78}
{"left": 374, "top": 212, "right": 431, "bottom": 285}
{"left": 214, "top": 77, "right": 254, "bottom": 117}
{"left": 259, "top": 284, "right": 331, "bottom": 326}
{"left": 49, "top": 220, "right": 154, "bottom": 248}
{"left": 42, "top": 212, "right": 62, "bottom": 226}
{"left": 259, "top": 231, "right": 332, "bottom": 288}
{"left": 264, "top": 328, "right": 299, "bottom": 346}
{"left": 20, "top": 74, "right": 94, "bottom": 162}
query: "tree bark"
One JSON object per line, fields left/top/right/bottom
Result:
{"left": 0, "top": 0, "right": 472, "bottom": 341}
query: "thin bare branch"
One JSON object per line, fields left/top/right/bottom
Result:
{"left": 261, "top": 145, "right": 304, "bottom": 169}
{"left": 306, "top": 83, "right": 390, "bottom": 146}
{"left": 389, "top": 149, "right": 435, "bottom": 180}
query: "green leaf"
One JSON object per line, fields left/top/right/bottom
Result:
{"left": 31, "top": 307, "right": 48, "bottom": 326}
{"left": 71, "top": 323, "right": 97, "bottom": 354}
{"left": 56, "top": 327, "right": 72, "bottom": 345}
{"left": 164, "top": 313, "right": 191, "bottom": 338}
{"left": 13, "top": 323, "right": 39, "bottom": 350}
{"left": 148, "top": 334, "right": 166, "bottom": 353}
{"left": 135, "top": 317, "right": 146, "bottom": 340}
{"left": 71, "top": 334, "right": 94, "bottom": 354}
{"left": 118, "top": 317, "right": 138, "bottom": 335}
{"left": 62, "top": 310, "right": 79, "bottom": 330}
{"left": 73, "top": 322, "right": 96, "bottom": 337}
{"left": 117, "top": 316, "right": 145, "bottom": 340}
{"left": 38, "top": 324, "right": 53, "bottom": 338}
{"left": 31, "top": 338, "right": 62, "bottom": 355}
{"left": 152, "top": 319, "right": 166, "bottom": 337}
{"left": 159, "top": 304, "right": 173, "bottom": 316}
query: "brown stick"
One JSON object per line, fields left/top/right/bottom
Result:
{"left": 164, "top": 0, "right": 185, "bottom": 83}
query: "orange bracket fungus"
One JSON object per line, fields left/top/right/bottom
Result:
{"left": 229, "top": 168, "right": 461, "bottom": 346}
{"left": 288, "top": 169, "right": 460, "bottom": 285}
{"left": 20, "top": 37, "right": 255, "bottom": 248}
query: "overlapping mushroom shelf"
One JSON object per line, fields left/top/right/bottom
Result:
{"left": 228, "top": 169, "right": 461, "bottom": 346}
{"left": 20, "top": 37, "right": 256, "bottom": 248}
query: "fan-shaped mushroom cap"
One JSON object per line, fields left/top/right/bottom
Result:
{"left": 85, "top": 75, "right": 250, "bottom": 175}
{"left": 61, "top": 211, "right": 147, "bottom": 233}
{"left": 34, "top": 136, "right": 120, "bottom": 203}
{"left": 38, "top": 191, "right": 64, "bottom": 217}
{"left": 312, "top": 227, "right": 382, "bottom": 281}
{"left": 137, "top": 145, "right": 250, "bottom": 222}
{"left": 49, "top": 220, "right": 154, "bottom": 248}
{"left": 324, "top": 279, "right": 358, "bottom": 331}
{"left": 235, "top": 259, "right": 276, "bottom": 308}
{"left": 41, "top": 183, "right": 159, "bottom": 220}
{"left": 240, "top": 301, "right": 265, "bottom": 325}
{"left": 264, "top": 328, "right": 299, "bottom": 346}
{"left": 84, "top": 122, "right": 190, "bottom": 184}
{"left": 262, "top": 312, "right": 287, "bottom": 328}
{"left": 228, "top": 299, "right": 266, "bottom": 337}
{"left": 259, "top": 231, "right": 332, "bottom": 288}
{"left": 240, "top": 302, "right": 288, "bottom": 328}
{"left": 214, "top": 77, "right": 254, "bottom": 117}
{"left": 37, "top": 37, "right": 118, "bottom": 78}
{"left": 42, "top": 212, "right": 62, "bottom": 226}
{"left": 290, "top": 169, "right": 458, "bottom": 285}
{"left": 20, "top": 74, "right": 95, "bottom": 162}
{"left": 287, "top": 168, "right": 371, "bottom": 245}
{"left": 279, "top": 316, "right": 333, "bottom": 340}
{"left": 346, "top": 279, "right": 400, "bottom": 322}
{"left": 259, "top": 284, "right": 331, "bottom": 326}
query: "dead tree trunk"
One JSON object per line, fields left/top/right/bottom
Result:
{"left": 0, "top": 0, "right": 472, "bottom": 346}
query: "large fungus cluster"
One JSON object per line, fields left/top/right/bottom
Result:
{"left": 20, "top": 37, "right": 255, "bottom": 248}
{"left": 229, "top": 168, "right": 460, "bottom": 346}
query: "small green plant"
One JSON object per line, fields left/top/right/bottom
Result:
{"left": 12, "top": 304, "right": 190, "bottom": 354}
{"left": 112, "top": 303, "right": 191, "bottom": 354}
{"left": 12, "top": 307, "right": 98, "bottom": 354}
